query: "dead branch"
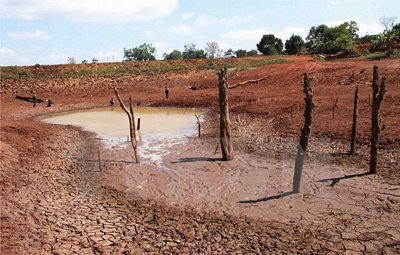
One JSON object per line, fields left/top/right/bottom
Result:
{"left": 338, "top": 68, "right": 366, "bottom": 85}
{"left": 228, "top": 76, "right": 267, "bottom": 89}
{"left": 113, "top": 87, "right": 140, "bottom": 163}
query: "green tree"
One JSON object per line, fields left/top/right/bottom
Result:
{"left": 247, "top": 49, "right": 259, "bottom": 56}
{"left": 163, "top": 50, "right": 182, "bottom": 60}
{"left": 124, "top": 43, "right": 156, "bottom": 61}
{"left": 235, "top": 49, "right": 247, "bottom": 57}
{"left": 257, "top": 34, "right": 283, "bottom": 55}
{"left": 306, "top": 21, "right": 358, "bottom": 54}
{"left": 285, "top": 35, "right": 305, "bottom": 55}
{"left": 182, "top": 43, "right": 206, "bottom": 59}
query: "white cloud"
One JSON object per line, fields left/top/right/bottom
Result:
{"left": 8, "top": 30, "right": 51, "bottom": 40}
{"left": 181, "top": 13, "right": 194, "bottom": 21}
{"left": 167, "top": 25, "right": 193, "bottom": 36}
{"left": 92, "top": 51, "right": 121, "bottom": 62}
{"left": 0, "top": 47, "right": 32, "bottom": 66}
{"left": 144, "top": 30, "right": 154, "bottom": 38}
{"left": 325, "top": 16, "right": 384, "bottom": 36}
{"left": 275, "top": 27, "right": 308, "bottom": 41}
{"left": 38, "top": 52, "right": 71, "bottom": 65}
{"left": 152, "top": 42, "right": 172, "bottom": 59}
{"left": 195, "top": 15, "right": 254, "bottom": 27}
{"left": 222, "top": 28, "right": 271, "bottom": 41}
{"left": 221, "top": 26, "right": 308, "bottom": 49}
{"left": 1, "top": 0, "right": 178, "bottom": 24}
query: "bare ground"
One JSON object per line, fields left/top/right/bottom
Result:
{"left": 1, "top": 56, "right": 400, "bottom": 254}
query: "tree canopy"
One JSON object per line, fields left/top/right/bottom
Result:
{"left": 163, "top": 50, "right": 182, "bottom": 60}
{"left": 306, "top": 21, "right": 358, "bottom": 54}
{"left": 285, "top": 35, "right": 305, "bottom": 55}
{"left": 257, "top": 34, "right": 283, "bottom": 55}
{"left": 182, "top": 43, "right": 206, "bottom": 59}
{"left": 124, "top": 43, "right": 156, "bottom": 61}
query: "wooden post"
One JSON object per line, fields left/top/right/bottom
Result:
{"left": 217, "top": 65, "right": 234, "bottom": 161}
{"left": 332, "top": 97, "right": 338, "bottom": 119}
{"left": 370, "top": 66, "right": 387, "bottom": 174}
{"left": 350, "top": 86, "right": 359, "bottom": 155}
{"left": 195, "top": 114, "right": 201, "bottom": 137}
{"left": 113, "top": 88, "right": 140, "bottom": 163}
{"left": 293, "top": 73, "right": 314, "bottom": 193}
{"left": 98, "top": 148, "right": 102, "bottom": 171}
{"left": 137, "top": 118, "right": 141, "bottom": 131}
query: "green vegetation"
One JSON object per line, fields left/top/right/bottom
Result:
{"left": 123, "top": 43, "right": 156, "bottom": 61}
{"left": 257, "top": 34, "right": 283, "bottom": 55}
{"left": 305, "top": 21, "right": 358, "bottom": 55}
{"left": 285, "top": 35, "right": 305, "bottom": 55}
{"left": 182, "top": 43, "right": 206, "bottom": 59}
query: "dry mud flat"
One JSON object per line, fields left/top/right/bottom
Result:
{"left": 1, "top": 56, "right": 400, "bottom": 254}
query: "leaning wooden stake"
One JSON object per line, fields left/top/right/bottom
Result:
{"left": 113, "top": 88, "right": 140, "bottom": 163}
{"left": 332, "top": 97, "right": 339, "bottom": 119}
{"left": 98, "top": 148, "right": 102, "bottom": 171}
{"left": 217, "top": 65, "right": 234, "bottom": 161}
{"left": 195, "top": 114, "right": 202, "bottom": 137}
{"left": 293, "top": 73, "right": 314, "bottom": 193}
{"left": 370, "top": 66, "right": 387, "bottom": 174}
{"left": 350, "top": 86, "right": 359, "bottom": 155}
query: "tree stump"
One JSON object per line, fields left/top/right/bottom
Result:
{"left": 350, "top": 86, "right": 359, "bottom": 155}
{"left": 217, "top": 65, "right": 234, "bottom": 161}
{"left": 293, "top": 73, "right": 314, "bottom": 193}
{"left": 370, "top": 66, "right": 387, "bottom": 174}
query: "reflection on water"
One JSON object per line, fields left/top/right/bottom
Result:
{"left": 42, "top": 107, "right": 203, "bottom": 163}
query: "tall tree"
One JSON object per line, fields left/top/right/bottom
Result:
{"left": 205, "top": 42, "right": 222, "bottom": 58}
{"left": 163, "top": 50, "right": 182, "bottom": 60}
{"left": 257, "top": 34, "right": 283, "bottom": 55}
{"left": 306, "top": 21, "right": 358, "bottom": 54}
{"left": 124, "top": 43, "right": 156, "bottom": 61}
{"left": 235, "top": 49, "right": 247, "bottom": 57}
{"left": 182, "top": 43, "right": 206, "bottom": 59}
{"left": 285, "top": 35, "right": 305, "bottom": 55}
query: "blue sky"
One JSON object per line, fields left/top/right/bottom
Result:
{"left": 1, "top": 0, "right": 399, "bottom": 66}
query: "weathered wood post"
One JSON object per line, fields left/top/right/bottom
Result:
{"left": 98, "top": 148, "right": 102, "bottom": 171}
{"left": 137, "top": 118, "right": 141, "bottom": 131}
{"left": 217, "top": 65, "right": 234, "bottom": 161}
{"left": 350, "top": 86, "right": 359, "bottom": 155}
{"left": 293, "top": 73, "right": 314, "bottom": 193}
{"left": 370, "top": 65, "right": 387, "bottom": 174}
{"left": 332, "top": 97, "right": 338, "bottom": 119}
{"left": 113, "top": 88, "right": 140, "bottom": 163}
{"left": 195, "top": 114, "right": 202, "bottom": 138}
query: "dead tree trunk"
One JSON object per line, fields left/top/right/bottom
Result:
{"left": 217, "top": 65, "right": 234, "bottom": 161}
{"left": 370, "top": 66, "right": 387, "bottom": 174}
{"left": 332, "top": 97, "right": 338, "bottom": 119}
{"left": 350, "top": 86, "right": 359, "bottom": 155}
{"left": 137, "top": 118, "right": 141, "bottom": 131}
{"left": 195, "top": 114, "right": 202, "bottom": 138}
{"left": 293, "top": 73, "right": 314, "bottom": 193}
{"left": 113, "top": 88, "right": 140, "bottom": 163}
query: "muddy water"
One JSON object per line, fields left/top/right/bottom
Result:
{"left": 42, "top": 107, "right": 203, "bottom": 163}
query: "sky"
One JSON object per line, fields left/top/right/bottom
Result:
{"left": 0, "top": 0, "right": 399, "bottom": 66}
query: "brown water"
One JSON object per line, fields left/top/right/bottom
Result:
{"left": 42, "top": 107, "right": 203, "bottom": 162}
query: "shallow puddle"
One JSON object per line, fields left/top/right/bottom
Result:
{"left": 42, "top": 107, "right": 203, "bottom": 162}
